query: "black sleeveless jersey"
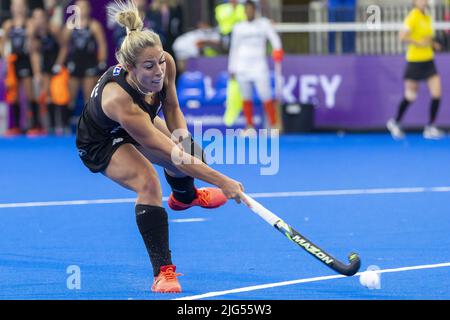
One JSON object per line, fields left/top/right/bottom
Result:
{"left": 37, "top": 32, "right": 59, "bottom": 71}
{"left": 68, "top": 25, "right": 97, "bottom": 62}
{"left": 76, "top": 65, "right": 166, "bottom": 145}
{"left": 9, "top": 25, "right": 28, "bottom": 56}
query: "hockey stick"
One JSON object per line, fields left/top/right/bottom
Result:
{"left": 242, "top": 193, "right": 361, "bottom": 276}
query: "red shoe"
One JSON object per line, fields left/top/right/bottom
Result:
{"left": 26, "top": 127, "right": 46, "bottom": 137}
{"left": 3, "top": 127, "right": 22, "bottom": 137}
{"left": 168, "top": 187, "right": 228, "bottom": 211}
{"left": 151, "top": 265, "right": 182, "bottom": 293}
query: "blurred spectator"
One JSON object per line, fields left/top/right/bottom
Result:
{"left": 328, "top": 0, "right": 356, "bottom": 54}
{"left": 0, "top": 0, "right": 43, "bottom": 136}
{"left": 172, "top": 21, "right": 221, "bottom": 73}
{"left": 55, "top": 0, "right": 108, "bottom": 134}
{"left": 228, "top": 0, "right": 283, "bottom": 135}
{"left": 29, "top": 7, "right": 69, "bottom": 135}
{"left": 148, "top": 0, "right": 183, "bottom": 58}
{"left": 112, "top": 0, "right": 151, "bottom": 50}
{"left": 214, "top": 0, "right": 246, "bottom": 53}
{"left": 44, "top": 0, "right": 68, "bottom": 28}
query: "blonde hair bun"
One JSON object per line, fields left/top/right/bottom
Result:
{"left": 108, "top": 0, "right": 162, "bottom": 68}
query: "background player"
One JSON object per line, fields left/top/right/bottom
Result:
{"left": 228, "top": 0, "right": 284, "bottom": 136}
{"left": 29, "top": 8, "right": 69, "bottom": 135}
{"left": 387, "top": 0, "right": 445, "bottom": 140}
{"left": 56, "top": 0, "right": 108, "bottom": 134}
{"left": 0, "top": 0, "right": 43, "bottom": 136}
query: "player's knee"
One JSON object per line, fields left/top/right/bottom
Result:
{"left": 430, "top": 87, "right": 441, "bottom": 99}
{"left": 405, "top": 89, "right": 417, "bottom": 102}
{"left": 137, "top": 173, "right": 162, "bottom": 202}
{"left": 259, "top": 92, "right": 272, "bottom": 103}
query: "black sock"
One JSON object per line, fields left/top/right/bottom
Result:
{"left": 395, "top": 98, "right": 412, "bottom": 122}
{"left": 48, "top": 103, "right": 56, "bottom": 130}
{"left": 164, "top": 170, "right": 196, "bottom": 204}
{"left": 429, "top": 98, "right": 440, "bottom": 125}
{"left": 135, "top": 204, "right": 173, "bottom": 276}
{"left": 62, "top": 106, "right": 72, "bottom": 128}
{"left": 30, "top": 101, "right": 41, "bottom": 128}
{"left": 11, "top": 103, "right": 21, "bottom": 128}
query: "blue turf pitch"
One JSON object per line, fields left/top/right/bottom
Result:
{"left": 1, "top": 133, "right": 449, "bottom": 300}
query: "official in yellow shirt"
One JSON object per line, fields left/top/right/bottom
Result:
{"left": 387, "top": 0, "right": 445, "bottom": 140}
{"left": 214, "top": 0, "right": 246, "bottom": 51}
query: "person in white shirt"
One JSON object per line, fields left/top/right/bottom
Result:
{"left": 228, "top": 0, "right": 284, "bottom": 134}
{"left": 172, "top": 21, "right": 221, "bottom": 73}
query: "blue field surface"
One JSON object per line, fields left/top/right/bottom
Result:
{"left": 1, "top": 133, "right": 449, "bottom": 300}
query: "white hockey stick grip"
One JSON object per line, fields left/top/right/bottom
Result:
{"left": 242, "top": 193, "right": 280, "bottom": 226}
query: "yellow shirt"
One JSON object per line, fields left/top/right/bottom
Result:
{"left": 215, "top": 3, "right": 246, "bottom": 35}
{"left": 404, "top": 8, "right": 434, "bottom": 62}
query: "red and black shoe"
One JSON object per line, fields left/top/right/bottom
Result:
{"left": 151, "top": 265, "right": 182, "bottom": 293}
{"left": 168, "top": 187, "right": 228, "bottom": 211}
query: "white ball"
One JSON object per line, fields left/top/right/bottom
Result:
{"left": 359, "top": 270, "right": 381, "bottom": 289}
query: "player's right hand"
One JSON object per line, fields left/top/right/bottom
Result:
{"left": 433, "top": 41, "right": 442, "bottom": 51}
{"left": 51, "top": 64, "right": 62, "bottom": 75}
{"left": 219, "top": 178, "right": 248, "bottom": 205}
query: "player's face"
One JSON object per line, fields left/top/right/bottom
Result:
{"left": 245, "top": 5, "right": 256, "bottom": 20}
{"left": 76, "top": 0, "right": 91, "bottom": 18}
{"left": 32, "top": 9, "right": 47, "bottom": 29}
{"left": 11, "top": 0, "right": 27, "bottom": 17}
{"left": 131, "top": 46, "right": 166, "bottom": 93}
{"left": 415, "top": 0, "right": 428, "bottom": 10}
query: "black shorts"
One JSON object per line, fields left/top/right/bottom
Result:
{"left": 15, "top": 56, "right": 33, "bottom": 78}
{"left": 76, "top": 129, "right": 140, "bottom": 173}
{"left": 77, "top": 118, "right": 204, "bottom": 173}
{"left": 76, "top": 109, "right": 140, "bottom": 173}
{"left": 42, "top": 55, "right": 58, "bottom": 75}
{"left": 67, "top": 59, "right": 99, "bottom": 78}
{"left": 403, "top": 60, "right": 438, "bottom": 81}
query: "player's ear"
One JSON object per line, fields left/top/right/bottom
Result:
{"left": 125, "top": 63, "right": 135, "bottom": 73}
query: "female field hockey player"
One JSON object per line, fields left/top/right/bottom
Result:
{"left": 76, "top": 0, "right": 248, "bottom": 293}
{"left": 387, "top": 0, "right": 445, "bottom": 140}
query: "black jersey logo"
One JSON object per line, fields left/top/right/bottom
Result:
{"left": 112, "top": 137, "right": 124, "bottom": 146}
{"left": 78, "top": 149, "right": 87, "bottom": 157}
{"left": 110, "top": 126, "right": 122, "bottom": 134}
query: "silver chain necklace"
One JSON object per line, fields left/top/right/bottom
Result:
{"left": 128, "top": 75, "right": 153, "bottom": 96}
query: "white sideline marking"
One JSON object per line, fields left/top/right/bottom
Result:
{"left": 0, "top": 197, "right": 167, "bottom": 209}
{"left": 170, "top": 218, "right": 207, "bottom": 223}
{"left": 1, "top": 186, "right": 450, "bottom": 209}
{"left": 173, "top": 262, "right": 450, "bottom": 300}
